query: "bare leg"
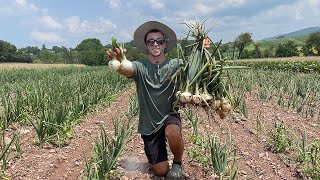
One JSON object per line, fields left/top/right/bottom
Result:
{"left": 152, "top": 160, "right": 169, "bottom": 176}
{"left": 165, "top": 124, "right": 184, "bottom": 162}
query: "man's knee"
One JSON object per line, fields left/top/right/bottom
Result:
{"left": 152, "top": 161, "right": 169, "bottom": 176}
{"left": 165, "top": 124, "right": 181, "bottom": 137}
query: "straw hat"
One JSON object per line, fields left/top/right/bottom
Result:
{"left": 134, "top": 21, "right": 177, "bottom": 54}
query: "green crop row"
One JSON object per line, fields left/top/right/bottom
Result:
{"left": 0, "top": 66, "right": 131, "bottom": 146}
{"left": 227, "top": 60, "right": 320, "bottom": 73}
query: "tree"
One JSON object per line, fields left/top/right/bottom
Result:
{"left": 41, "top": 44, "right": 46, "bottom": 51}
{"left": 275, "top": 40, "right": 299, "bottom": 57}
{"left": 252, "top": 43, "right": 262, "bottom": 58}
{"left": 52, "top": 46, "right": 63, "bottom": 53}
{"left": 0, "top": 40, "right": 17, "bottom": 62}
{"left": 263, "top": 46, "right": 275, "bottom": 58}
{"left": 304, "top": 32, "right": 320, "bottom": 56}
{"left": 75, "top": 38, "right": 105, "bottom": 66}
{"left": 125, "top": 47, "right": 144, "bottom": 60}
{"left": 36, "top": 49, "right": 59, "bottom": 63}
{"left": 234, "top": 32, "right": 253, "bottom": 59}
{"left": 19, "top": 46, "right": 41, "bottom": 55}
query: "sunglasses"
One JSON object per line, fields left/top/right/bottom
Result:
{"left": 146, "top": 38, "right": 165, "bottom": 46}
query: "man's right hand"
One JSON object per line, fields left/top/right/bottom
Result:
{"left": 106, "top": 48, "right": 127, "bottom": 62}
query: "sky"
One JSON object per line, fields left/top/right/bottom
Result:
{"left": 0, "top": 0, "right": 320, "bottom": 49}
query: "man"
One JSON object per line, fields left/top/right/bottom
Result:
{"left": 107, "top": 21, "right": 209, "bottom": 179}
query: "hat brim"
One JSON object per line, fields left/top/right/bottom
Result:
{"left": 134, "top": 21, "right": 177, "bottom": 54}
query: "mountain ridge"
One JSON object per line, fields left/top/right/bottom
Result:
{"left": 263, "top": 27, "right": 320, "bottom": 40}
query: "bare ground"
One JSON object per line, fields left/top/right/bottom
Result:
{"left": 3, "top": 87, "right": 319, "bottom": 179}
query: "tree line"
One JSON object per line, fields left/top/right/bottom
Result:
{"left": 225, "top": 32, "right": 320, "bottom": 59}
{"left": 1, "top": 32, "right": 320, "bottom": 66}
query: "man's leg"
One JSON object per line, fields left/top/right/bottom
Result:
{"left": 165, "top": 115, "right": 184, "bottom": 179}
{"left": 150, "top": 124, "right": 184, "bottom": 177}
{"left": 165, "top": 124, "right": 184, "bottom": 162}
{"left": 141, "top": 129, "right": 170, "bottom": 177}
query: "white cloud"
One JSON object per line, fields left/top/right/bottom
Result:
{"left": 14, "top": 0, "right": 39, "bottom": 14}
{"left": 64, "top": 16, "right": 117, "bottom": 33}
{"left": 195, "top": 3, "right": 212, "bottom": 14}
{"left": 64, "top": 16, "right": 81, "bottom": 33}
{"left": 95, "top": 17, "right": 117, "bottom": 33}
{"left": 40, "top": 15, "right": 64, "bottom": 29}
{"left": 105, "top": 0, "right": 121, "bottom": 8}
{"left": 147, "top": 0, "right": 164, "bottom": 9}
{"left": 308, "top": 0, "right": 320, "bottom": 15}
{"left": 30, "top": 29, "right": 64, "bottom": 42}
{"left": 218, "top": 0, "right": 247, "bottom": 8}
{"left": 173, "top": 3, "right": 213, "bottom": 18}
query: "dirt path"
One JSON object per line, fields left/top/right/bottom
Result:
{"left": 4, "top": 87, "right": 319, "bottom": 179}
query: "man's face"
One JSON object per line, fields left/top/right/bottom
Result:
{"left": 145, "top": 32, "right": 167, "bottom": 57}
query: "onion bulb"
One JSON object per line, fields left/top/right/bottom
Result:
{"left": 108, "top": 59, "right": 120, "bottom": 71}
{"left": 120, "top": 59, "right": 133, "bottom": 72}
{"left": 175, "top": 91, "right": 181, "bottom": 99}
{"left": 221, "top": 99, "right": 232, "bottom": 112}
{"left": 211, "top": 99, "right": 221, "bottom": 110}
{"left": 201, "top": 82, "right": 213, "bottom": 103}
{"left": 216, "top": 109, "right": 227, "bottom": 119}
{"left": 192, "top": 83, "right": 202, "bottom": 104}
{"left": 180, "top": 91, "right": 192, "bottom": 104}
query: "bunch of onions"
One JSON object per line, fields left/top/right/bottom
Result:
{"left": 108, "top": 37, "right": 132, "bottom": 72}
{"left": 171, "top": 19, "right": 247, "bottom": 119}
{"left": 174, "top": 20, "right": 217, "bottom": 106}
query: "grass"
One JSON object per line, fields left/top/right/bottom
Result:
{"left": 267, "top": 117, "right": 292, "bottom": 153}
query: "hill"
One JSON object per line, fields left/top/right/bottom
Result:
{"left": 263, "top": 27, "right": 320, "bottom": 40}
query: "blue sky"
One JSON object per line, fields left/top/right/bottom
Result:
{"left": 1, "top": 0, "right": 319, "bottom": 49}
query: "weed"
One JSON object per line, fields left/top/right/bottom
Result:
{"left": 267, "top": 118, "right": 292, "bottom": 153}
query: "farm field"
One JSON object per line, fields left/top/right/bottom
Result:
{"left": 0, "top": 63, "right": 86, "bottom": 69}
{"left": 229, "top": 56, "right": 320, "bottom": 62}
{"left": 1, "top": 62, "right": 320, "bottom": 179}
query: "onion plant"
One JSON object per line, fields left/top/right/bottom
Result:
{"left": 84, "top": 96, "right": 138, "bottom": 179}
{"left": 207, "top": 130, "right": 237, "bottom": 179}
{"left": 0, "top": 118, "right": 18, "bottom": 169}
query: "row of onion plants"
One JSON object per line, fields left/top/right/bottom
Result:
{"left": 228, "top": 69, "right": 320, "bottom": 120}
{"left": 227, "top": 68, "right": 319, "bottom": 178}
{"left": 0, "top": 66, "right": 131, "bottom": 147}
{"left": 84, "top": 96, "right": 138, "bottom": 179}
{"left": 228, "top": 60, "right": 320, "bottom": 73}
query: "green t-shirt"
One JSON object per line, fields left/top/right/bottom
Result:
{"left": 131, "top": 58, "right": 181, "bottom": 135}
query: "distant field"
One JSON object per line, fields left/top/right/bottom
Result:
{"left": 229, "top": 56, "right": 320, "bottom": 62}
{"left": 246, "top": 34, "right": 309, "bottom": 51}
{"left": 0, "top": 63, "right": 86, "bottom": 69}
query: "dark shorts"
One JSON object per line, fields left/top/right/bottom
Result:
{"left": 141, "top": 114, "right": 181, "bottom": 164}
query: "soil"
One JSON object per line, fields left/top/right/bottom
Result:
{"left": 3, "top": 85, "right": 319, "bottom": 180}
